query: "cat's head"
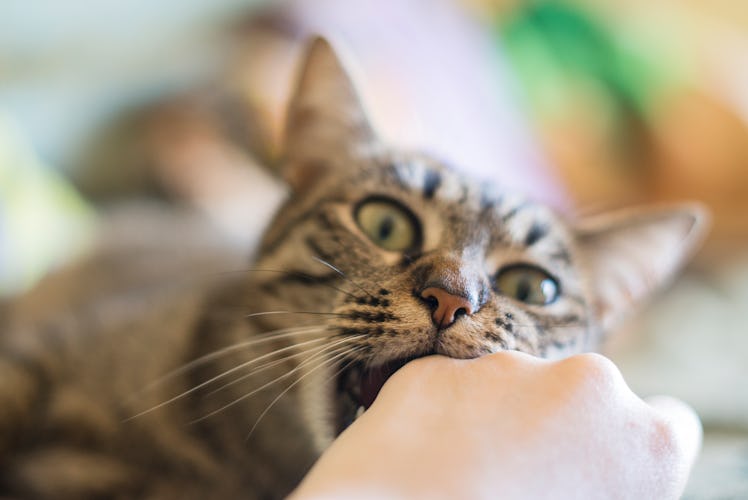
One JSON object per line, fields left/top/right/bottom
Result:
{"left": 252, "top": 38, "right": 707, "bottom": 448}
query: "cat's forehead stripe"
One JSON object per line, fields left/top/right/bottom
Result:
{"left": 524, "top": 222, "right": 549, "bottom": 247}
{"left": 389, "top": 159, "right": 434, "bottom": 190}
{"left": 377, "top": 157, "right": 496, "bottom": 210}
{"left": 490, "top": 200, "right": 569, "bottom": 254}
{"left": 422, "top": 169, "right": 442, "bottom": 199}
{"left": 500, "top": 201, "right": 531, "bottom": 223}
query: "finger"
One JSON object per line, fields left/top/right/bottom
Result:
{"left": 645, "top": 395, "right": 703, "bottom": 469}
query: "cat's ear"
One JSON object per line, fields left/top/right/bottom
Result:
{"left": 282, "top": 36, "right": 377, "bottom": 192}
{"left": 575, "top": 204, "right": 709, "bottom": 331}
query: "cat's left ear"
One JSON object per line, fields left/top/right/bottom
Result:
{"left": 575, "top": 204, "right": 709, "bottom": 331}
{"left": 282, "top": 37, "right": 377, "bottom": 192}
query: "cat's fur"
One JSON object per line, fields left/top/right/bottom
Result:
{"left": 0, "top": 39, "right": 706, "bottom": 499}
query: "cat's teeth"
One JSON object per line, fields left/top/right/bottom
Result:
{"left": 355, "top": 405, "right": 365, "bottom": 420}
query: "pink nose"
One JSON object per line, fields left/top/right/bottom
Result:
{"left": 420, "top": 287, "right": 474, "bottom": 329}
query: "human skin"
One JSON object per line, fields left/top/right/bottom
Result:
{"left": 292, "top": 351, "right": 701, "bottom": 499}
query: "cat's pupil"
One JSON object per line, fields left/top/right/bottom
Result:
{"left": 516, "top": 279, "right": 531, "bottom": 302}
{"left": 378, "top": 216, "right": 395, "bottom": 241}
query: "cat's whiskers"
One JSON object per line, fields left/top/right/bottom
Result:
{"left": 203, "top": 337, "right": 354, "bottom": 397}
{"left": 127, "top": 325, "right": 333, "bottom": 404}
{"left": 310, "top": 256, "right": 377, "bottom": 299}
{"left": 504, "top": 323, "right": 584, "bottom": 329}
{"left": 189, "top": 336, "right": 364, "bottom": 425}
{"left": 216, "top": 267, "right": 359, "bottom": 300}
{"left": 125, "top": 328, "right": 334, "bottom": 420}
{"left": 245, "top": 310, "right": 347, "bottom": 319}
{"left": 245, "top": 348, "right": 363, "bottom": 441}
{"left": 193, "top": 335, "right": 342, "bottom": 397}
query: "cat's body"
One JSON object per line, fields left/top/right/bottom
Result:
{"left": 0, "top": 39, "right": 706, "bottom": 499}
{"left": 0, "top": 207, "right": 318, "bottom": 498}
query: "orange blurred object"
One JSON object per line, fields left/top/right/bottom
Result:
{"left": 650, "top": 89, "right": 748, "bottom": 255}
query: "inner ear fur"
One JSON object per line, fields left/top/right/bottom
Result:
{"left": 575, "top": 203, "right": 709, "bottom": 331}
{"left": 281, "top": 36, "right": 377, "bottom": 193}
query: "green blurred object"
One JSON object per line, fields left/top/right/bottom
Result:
{"left": 497, "top": 1, "right": 682, "bottom": 164}
{"left": 0, "top": 114, "right": 96, "bottom": 298}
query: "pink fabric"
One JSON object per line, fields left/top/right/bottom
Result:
{"left": 283, "top": 0, "right": 571, "bottom": 211}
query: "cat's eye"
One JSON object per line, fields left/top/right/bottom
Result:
{"left": 494, "top": 265, "right": 560, "bottom": 305}
{"left": 354, "top": 197, "right": 420, "bottom": 252}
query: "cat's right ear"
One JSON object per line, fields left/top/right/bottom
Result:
{"left": 575, "top": 203, "right": 709, "bottom": 332}
{"left": 281, "top": 37, "right": 377, "bottom": 193}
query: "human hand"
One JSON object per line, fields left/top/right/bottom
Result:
{"left": 292, "top": 351, "right": 701, "bottom": 499}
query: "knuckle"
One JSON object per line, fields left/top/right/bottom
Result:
{"left": 649, "top": 416, "right": 681, "bottom": 461}
{"left": 555, "top": 353, "right": 625, "bottom": 395}
{"left": 561, "top": 352, "right": 620, "bottom": 379}
{"left": 485, "top": 349, "right": 535, "bottom": 366}
{"left": 647, "top": 418, "right": 690, "bottom": 496}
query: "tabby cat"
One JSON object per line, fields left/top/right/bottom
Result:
{"left": 0, "top": 38, "right": 705, "bottom": 499}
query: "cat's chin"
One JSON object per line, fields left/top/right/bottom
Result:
{"left": 334, "top": 356, "right": 421, "bottom": 435}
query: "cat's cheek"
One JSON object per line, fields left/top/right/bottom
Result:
{"left": 298, "top": 364, "right": 339, "bottom": 452}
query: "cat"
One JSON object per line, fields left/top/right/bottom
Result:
{"left": 0, "top": 38, "right": 706, "bottom": 499}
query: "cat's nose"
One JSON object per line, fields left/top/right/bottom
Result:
{"left": 420, "top": 287, "right": 474, "bottom": 330}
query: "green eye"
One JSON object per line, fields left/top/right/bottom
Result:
{"left": 495, "top": 265, "right": 560, "bottom": 305}
{"left": 355, "top": 198, "right": 420, "bottom": 252}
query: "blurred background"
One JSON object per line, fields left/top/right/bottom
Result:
{"left": 2, "top": 0, "right": 747, "bottom": 496}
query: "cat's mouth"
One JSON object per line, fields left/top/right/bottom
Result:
{"left": 335, "top": 356, "right": 418, "bottom": 434}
